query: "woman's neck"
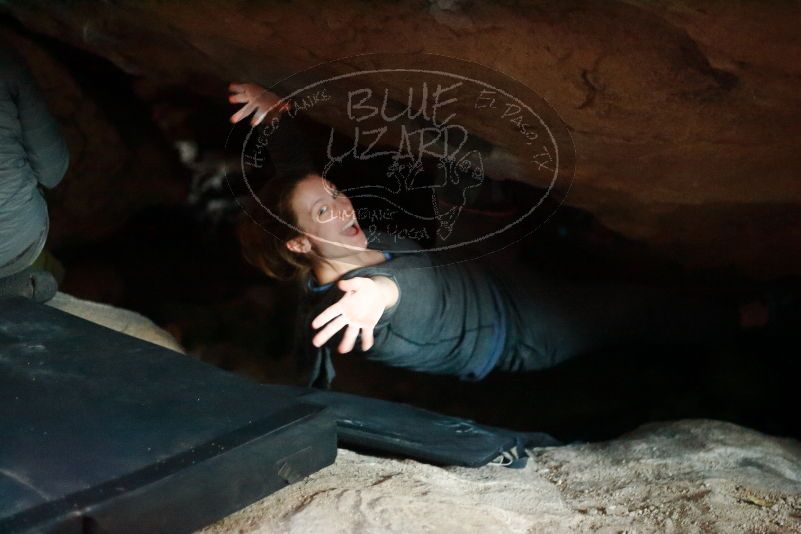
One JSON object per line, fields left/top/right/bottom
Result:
{"left": 312, "top": 249, "right": 387, "bottom": 286}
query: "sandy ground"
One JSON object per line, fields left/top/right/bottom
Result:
{"left": 199, "top": 419, "right": 801, "bottom": 533}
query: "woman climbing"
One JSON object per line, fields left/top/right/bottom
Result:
{"left": 228, "top": 82, "right": 773, "bottom": 389}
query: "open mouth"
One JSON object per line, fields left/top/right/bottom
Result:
{"left": 341, "top": 218, "right": 362, "bottom": 237}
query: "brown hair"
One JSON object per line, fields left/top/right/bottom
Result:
{"left": 236, "top": 163, "right": 322, "bottom": 283}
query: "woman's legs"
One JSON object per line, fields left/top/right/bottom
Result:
{"left": 494, "top": 266, "right": 742, "bottom": 373}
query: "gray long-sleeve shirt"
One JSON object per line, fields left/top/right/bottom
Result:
{"left": 295, "top": 231, "right": 742, "bottom": 390}
{"left": 296, "top": 232, "right": 510, "bottom": 389}
{"left": 0, "top": 43, "right": 69, "bottom": 270}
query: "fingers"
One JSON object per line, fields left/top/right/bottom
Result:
{"left": 312, "top": 314, "right": 348, "bottom": 347}
{"left": 312, "top": 302, "right": 344, "bottom": 329}
{"left": 338, "top": 324, "right": 360, "bottom": 354}
{"left": 229, "top": 81, "right": 293, "bottom": 125}
{"left": 230, "top": 104, "right": 290, "bottom": 126}
{"left": 230, "top": 102, "right": 256, "bottom": 123}
{"left": 360, "top": 327, "right": 374, "bottom": 351}
{"left": 228, "top": 92, "right": 250, "bottom": 104}
{"left": 253, "top": 101, "right": 293, "bottom": 125}
{"left": 251, "top": 109, "right": 268, "bottom": 126}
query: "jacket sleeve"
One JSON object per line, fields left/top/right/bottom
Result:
{"left": 350, "top": 232, "right": 426, "bottom": 329}
{"left": 11, "top": 49, "right": 70, "bottom": 189}
{"left": 300, "top": 343, "right": 336, "bottom": 390}
{"left": 294, "top": 298, "right": 336, "bottom": 389}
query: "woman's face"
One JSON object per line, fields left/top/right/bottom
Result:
{"left": 287, "top": 173, "right": 367, "bottom": 259}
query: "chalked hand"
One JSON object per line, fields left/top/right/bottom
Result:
{"left": 310, "top": 277, "right": 390, "bottom": 354}
{"left": 228, "top": 82, "right": 291, "bottom": 126}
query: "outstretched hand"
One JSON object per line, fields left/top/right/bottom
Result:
{"left": 311, "top": 277, "right": 389, "bottom": 354}
{"left": 228, "top": 82, "right": 291, "bottom": 126}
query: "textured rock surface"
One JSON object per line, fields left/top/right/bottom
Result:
{"left": 45, "top": 291, "right": 185, "bottom": 353}
{"left": 3, "top": 1, "right": 801, "bottom": 277}
{"left": 199, "top": 419, "right": 801, "bottom": 533}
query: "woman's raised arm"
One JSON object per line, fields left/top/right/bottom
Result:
{"left": 228, "top": 82, "right": 292, "bottom": 126}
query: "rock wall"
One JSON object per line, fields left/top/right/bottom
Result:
{"left": 3, "top": 1, "right": 800, "bottom": 276}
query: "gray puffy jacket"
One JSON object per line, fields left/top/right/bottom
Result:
{"left": 0, "top": 42, "right": 69, "bottom": 272}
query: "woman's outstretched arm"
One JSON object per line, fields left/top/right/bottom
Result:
{"left": 310, "top": 275, "right": 399, "bottom": 354}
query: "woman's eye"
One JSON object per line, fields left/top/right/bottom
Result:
{"left": 318, "top": 206, "right": 327, "bottom": 216}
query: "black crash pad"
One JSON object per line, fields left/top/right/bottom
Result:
{"left": 0, "top": 297, "right": 336, "bottom": 534}
{"left": 269, "top": 386, "right": 561, "bottom": 467}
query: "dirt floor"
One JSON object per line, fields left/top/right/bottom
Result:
{"left": 199, "top": 420, "right": 801, "bottom": 533}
